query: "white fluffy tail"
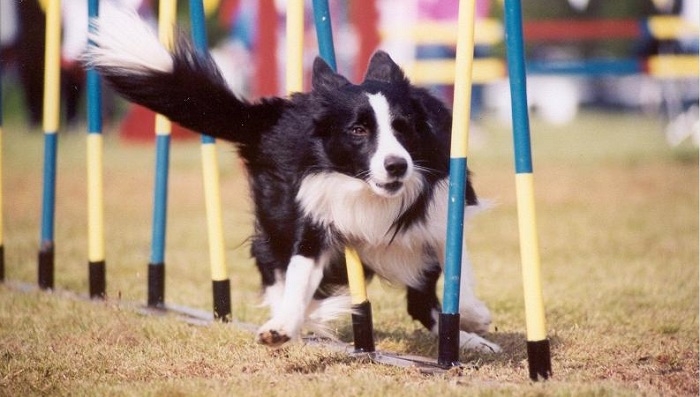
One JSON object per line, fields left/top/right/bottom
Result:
{"left": 304, "top": 294, "right": 354, "bottom": 339}
{"left": 85, "top": 4, "right": 172, "bottom": 74}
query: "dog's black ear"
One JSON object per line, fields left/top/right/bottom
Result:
{"left": 312, "top": 57, "right": 350, "bottom": 91}
{"left": 364, "top": 50, "right": 406, "bottom": 83}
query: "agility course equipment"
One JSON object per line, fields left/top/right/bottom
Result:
{"left": 87, "top": 0, "right": 106, "bottom": 299}
{"left": 504, "top": 0, "right": 552, "bottom": 381}
{"left": 438, "top": 0, "right": 478, "bottom": 368}
{"left": 12, "top": 0, "right": 553, "bottom": 380}
{"left": 0, "top": 36, "right": 3, "bottom": 283}
{"left": 38, "top": 0, "right": 61, "bottom": 290}
{"left": 310, "top": 0, "right": 376, "bottom": 355}
{"left": 189, "top": 0, "right": 232, "bottom": 321}
{"left": 147, "top": 0, "right": 177, "bottom": 309}
{"left": 401, "top": 15, "right": 699, "bottom": 85}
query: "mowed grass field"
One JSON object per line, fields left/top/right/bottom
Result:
{"left": 0, "top": 109, "right": 697, "bottom": 396}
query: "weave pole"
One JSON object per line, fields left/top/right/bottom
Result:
{"left": 503, "top": 0, "right": 552, "bottom": 381}
{"left": 0, "top": 32, "right": 4, "bottom": 282}
{"left": 38, "top": 0, "right": 61, "bottom": 290}
{"left": 286, "top": 0, "right": 304, "bottom": 94}
{"left": 189, "top": 0, "right": 232, "bottom": 321}
{"left": 311, "top": 0, "right": 375, "bottom": 353}
{"left": 87, "top": 0, "right": 106, "bottom": 299}
{"left": 147, "top": 0, "right": 177, "bottom": 308}
{"left": 437, "top": 0, "right": 477, "bottom": 368}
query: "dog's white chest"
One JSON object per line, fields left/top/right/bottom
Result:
{"left": 297, "top": 173, "right": 451, "bottom": 287}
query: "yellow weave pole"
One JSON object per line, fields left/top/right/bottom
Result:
{"left": 38, "top": 0, "right": 61, "bottom": 290}
{"left": 0, "top": 122, "right": 3, "bottom": 282}
{"left": 147, "top": 0, "right": 177, "bottom": 308}
{"left": 286, "top": 0, "right": 304, "bottom": 94}
{"left": 189, "top": 0, "right": 231, "bottom": 320}
{"left": 87, "top": 0, "right": 106, "bottom": 298}
{"left": 437, "top": 0, "right": 476, "bottom": 368}
{"left": 156, "top": 0, "right": 176, "bottom": 137}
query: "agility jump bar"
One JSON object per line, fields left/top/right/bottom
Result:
{"left": 189, "top": 0, "right": 232, "bottom": 321}
{"left": 385, "top": 16, "right": 698, "bottom": 47}
{"left": 504, "top": 0, "right": 552, "bottom": 381}
{"left": 407, "top": 54, "right": 698, "bottom": 86}
{"left": 38, "top": 0, "right": 61, "bottom": 290}
{"left": 87, "top": 0, "right": 106, "bottom": 299}
{"left": 147, "top": 0, "right": 177, "bottom": 309}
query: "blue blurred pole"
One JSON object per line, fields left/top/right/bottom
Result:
{"left": 189, "top": 0, "right": 232, "bottom": 321}
{"left": 148, "top": 0, "right": 176, "bottom": 308}
{"left": 38, "top": 0, "right": 61, "bottom": 290}
{"left": 312, "top": 0, "right": 375, "bottom": 354}
{"left": 0, "top": 19, "right": 3, "bottom": 282}
{"left": 87, "top": 0, "right": 106, "bottom": 299}
{"left": 503, "top": 0, "right": 552, "bottom": 381}
{"left": 438, "top": 0, "right": 476, "bottom": 368}
{"left": 311, "top": 0, "right": 337, "bottom": 71}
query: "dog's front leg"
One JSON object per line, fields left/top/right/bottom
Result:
{"left": 257, "top": 254, "right": 325, "bottom": 347}
{"left": 456, "top": 246, "right": 502, "bottom": 353}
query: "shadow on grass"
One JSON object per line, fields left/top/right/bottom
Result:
{"left": 329, "top": 322, "right": 563, "bottom": 371}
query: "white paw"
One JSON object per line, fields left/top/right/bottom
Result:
{"left": 459, "top": 331, "right": 501, "bottom": 354}
{"left": 459, "top": 299, "right": 493, "bottom": 335}
{"left": 257, "top": 317, "right": 301, "bottom": 347}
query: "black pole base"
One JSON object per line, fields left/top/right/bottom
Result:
{"left": 89, "top": 260, "right": 106, "bottom": 299}
{"left": 0, "top": 245, "right": 4, "bottom": 282}
{"left": 351, "top": 300, "right": 375, "bottom": 353}
{"left": 147, "top": 263, "right": 165, "bottom": 308}
{"left": 212, "top": 279, "right": 232, "bottom": 322}
{"left": 437, "top": 312, "right": 461, "bottom": 368}
{"left": 527, "top": 339, "right": 552, "bottom": 381}
{"left": 38, "top": 242, "right": 55, "bottom": 290}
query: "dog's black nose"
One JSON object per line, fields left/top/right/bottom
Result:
{"left": 384, "top": 156, "right": 408, "bottom": 177}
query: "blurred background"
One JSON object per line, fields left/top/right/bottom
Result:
{"left": 0, "top": 0, "right": 697, "bottom": 146}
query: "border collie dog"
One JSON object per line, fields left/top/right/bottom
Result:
{"left": 86, "top": 8, "right": 500, "bottom": 353}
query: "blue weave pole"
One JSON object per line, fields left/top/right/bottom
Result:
{"left": 87, "top": 0, "right": 106, "bottom": 299}
{"left": 0, "top": 21, "right": 4, "bottom": 283}
{"left": 147, "top": 0, "right": 176, "bottom": 309}
{"left": 38, "top": 0, "right": 61, "bottom": 290}
{"left": 312, "top": 0, "right": 375, "bottom": 354}
{"left": 504, "top": 0, "right": 552, "bottom": 381}
{"left": 438, "top": 0, "right": 476, "bottom": 368}
{"left": 189, "top": 0, "right": 232, "bottom": 321}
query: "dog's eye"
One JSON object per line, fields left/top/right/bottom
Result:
{"left": 350, "top": 126, "right": 368, "bottom": 137}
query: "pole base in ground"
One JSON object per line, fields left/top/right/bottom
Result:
{"left": 212, "top": 279, "right": 231, "bottom": 321}
{"left": 0, "top": 245, "right": 4, "bottom": 282}
{"left": 351, "top": 300, "right": 375, "bottom": 353}
{"left": 437, "top": 312, "right": 461, "bottom": 368}
{"left": 38, "top": 242, "right": 54, "bottom": 290}
{"left": 147, "top": 263, "right": 165, "bottom": 308}
{"left": 89, "top": 260, "right": 106, "bottom": 299}
{"left": 527, "top": 339, "right": 552, "bottom": 381}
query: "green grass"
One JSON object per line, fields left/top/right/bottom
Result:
{"left": 1, "top": 110, "right": 697, "bottom": 396}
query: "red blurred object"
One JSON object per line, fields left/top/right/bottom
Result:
{"left": 120, "top": 104, "right": 197, "bottom": 143}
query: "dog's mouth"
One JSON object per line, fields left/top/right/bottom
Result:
{"left": 372, "top": 180, "right": 404, "bottom": 197}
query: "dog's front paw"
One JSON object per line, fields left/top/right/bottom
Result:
{"left": 257, "top": 328, "right": 291, "bottom": 347}
{"left": 459, "top": 299, "right": 493, "bottom": 335}
{"left": 257, "top": 318, "right": 300, "bottom": 347}
{"left": 459, "top": 331, "right": 502, "bottom": 354}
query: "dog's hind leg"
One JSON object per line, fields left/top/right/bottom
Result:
{"left": 257, "top": 254, "right": 326, "bottom": 347}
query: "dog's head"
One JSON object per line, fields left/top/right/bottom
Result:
{"left": 311, "top": 51, "right": 451, "bottom": 199}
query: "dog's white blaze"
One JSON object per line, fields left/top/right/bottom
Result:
{"left": 366, "top": 93, "right": 413, "bottom": 183}
{"left": 85, "top": 5, "right": 173, "bottom": 74}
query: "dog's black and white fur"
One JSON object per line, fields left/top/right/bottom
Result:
{"left": 86, "top": 8, "right": 500, "bottom": 353}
